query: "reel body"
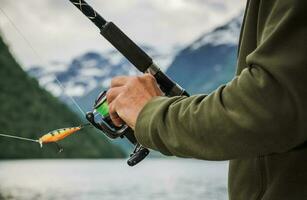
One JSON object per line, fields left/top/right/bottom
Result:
{"left": 86, "top": 91, "right": 149, "bottom": 166}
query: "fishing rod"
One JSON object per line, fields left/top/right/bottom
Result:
{"left": 68, "top": 0, "right": 189, "bottom": 166}
{"left": 69, "top": 0, "right": 188, "bottom": 97}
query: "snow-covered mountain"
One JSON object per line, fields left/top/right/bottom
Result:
{"left": 166, "top": 13, "right": 243, "bottom": 94}
{"left": 28, "top": 11, "right": 243, "bottom": 108}
{"left": 28, "top": 46, "right": 175, "bottom": 101}
{"left": 190, "top": 14, "right": 242, "bottom": 51}
{"left": 28, "top": 12, "right": 243, "bottom": 110}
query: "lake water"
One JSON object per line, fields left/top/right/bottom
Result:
{"left": 0, "top": 159, "right": 228, "bottom": 200}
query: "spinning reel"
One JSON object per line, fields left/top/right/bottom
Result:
{"left": 86, "top": 91, "right": 149, "bottom": 166}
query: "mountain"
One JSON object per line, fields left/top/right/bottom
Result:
{"left": 166, "top": 13, "right": 243, "bottom": 94}
{"left": 27, "top": 46, "right": 175, "bottom": 115}
{"left": 27, "top": 13, "right": 243, "bottom": 101}
{"left": 28, "top": 46, "right": 174, "bottom": 99}
{"left": 0, "top": 34, "right": 125, "bottom": 159}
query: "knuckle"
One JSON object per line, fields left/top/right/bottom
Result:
{"left": 110, "top": 76, "right": 126, "bottom": 87}
{"left": 144, "top": 74, "right": 155, "bottom": 83}
{"left": 148, "top": 75, "right": 156, "bottom": 83}
{"left": 135, "top": 76, "right": 142, "bottom": 82}
{"left": 116, "top": 94, "right": 125, "bottom": 105}
{"left": 122, "top": 85, "right": 128, "bottom": 93}
{"left": 139, "top": 75, "right": 147, "bottom": 82}
{"left": 130, "top": 76, "right": 140, "bottom": 84}
{"left": 106, "top": 89, "right": 112, "bottom": 100}
{"left": 110, "top": 78, "right": 117, "bottom": 87}
{"left": 108, "top": 102, "right": 115, "bottom": 113}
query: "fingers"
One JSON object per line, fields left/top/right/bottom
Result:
{"left": 110, "top": 76, "right": 130, "bottom": 88}
{"left": 107, "top": 74, "right": 162, "bottom": 128}
{"left": 110, "top": 113, "right": 124, "bottom": 127}
{"left": 108, "top": 100, "right": 124, "bottom": 127}
{"left": 142, "top": 73, "right": 156, "bottom": 84}
{"left": 106, "top": 87, "right": 126, "bottom": 126}
{"left": 106, "top": 86, "right": 126, "bottom": 127}
{"left": 106, "top": 87, "right": 124, "bottom": 104}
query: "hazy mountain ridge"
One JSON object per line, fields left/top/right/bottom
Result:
{"left": 166, "top": 13, "right": 243, "bottom": 94}
{"left": 27, "top": 12, "right": 243, "bottom": 102}
{"left": 28, "top": 46, "right": 174, "bottom": 99}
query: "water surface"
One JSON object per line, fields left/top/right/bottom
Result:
{"left": 0, "top": 159, "right": 228, "bottom": 200}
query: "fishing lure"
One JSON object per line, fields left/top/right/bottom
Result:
{"left": 0, "top": 124, "right": 90, "bottom": 152}
{"left": 38, "top": 125, "right": 84, "bottom": 152}
{"left": 39, "top": 126, "right": 81, "bottom": 146}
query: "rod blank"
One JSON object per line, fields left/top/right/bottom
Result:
{"left": 69, "top": 0, "right": 107, "bottom": 28}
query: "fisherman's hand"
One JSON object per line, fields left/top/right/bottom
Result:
{"left": 107, "top": 74, "right": 163, "bottom": 130}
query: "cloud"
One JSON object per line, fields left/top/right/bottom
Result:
{"left": 0, "top": 0, "right": 245, "bottom": 68}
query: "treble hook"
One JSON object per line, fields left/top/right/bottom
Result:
{"left": 55, "top": 142, "right": 64, "bottom": 153}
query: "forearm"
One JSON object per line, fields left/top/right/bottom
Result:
{"left": 135, "top": 65, "right": 299, "bottom": 160}
{"left": 135, "top": 0, "right": 307, "bottom": 160}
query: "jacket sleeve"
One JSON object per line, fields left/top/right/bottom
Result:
{"left": 134, "top": 0, "right": 307, "bottom": 160}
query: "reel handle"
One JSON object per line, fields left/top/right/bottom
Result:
{"left": 86, "top": 111, "right": 150, "bottom": 166}
{"left": 124, "top": 128, "right": 150, "bottom": 166}
{"left": 127, "top": 146, "right": 150, "bottom": 166}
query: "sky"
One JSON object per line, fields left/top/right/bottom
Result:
{"left": 0, "top": 0, "right": 245, "bottom": 69}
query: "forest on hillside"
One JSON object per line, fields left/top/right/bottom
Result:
{"left": 0, "top": 35, "right": 125, "bottom": 159}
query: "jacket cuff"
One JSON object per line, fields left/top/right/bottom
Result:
{"left": 134, "top": 96, "right": 162, "bottom": 147}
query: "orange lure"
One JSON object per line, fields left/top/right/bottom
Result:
{"left": 0, "top": 124, "right": 90, "bottom": 153}
{"left": 38, "top": 126, "right": 83, "bottom": 147}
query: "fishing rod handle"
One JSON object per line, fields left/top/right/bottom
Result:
{"left": 101, "top": 22, "right": 152, "bottom": 73}
{"left": 101, "top": 22, "right": 189, "bottom": 97}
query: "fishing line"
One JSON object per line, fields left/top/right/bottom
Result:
{"left": 0, "top": 133, "right": 39, "bottom": 143}
{"left": 54, "top": 78, "right": 86, "bottom": 116}
{"left": 0, "top": 7, "right": 86, "bottom": 116}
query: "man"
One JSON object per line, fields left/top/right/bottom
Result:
{"left": 106, "top": 0, "right": 307, "bottom": 199}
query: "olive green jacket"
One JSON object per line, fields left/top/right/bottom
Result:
{"left": 135, "top": 0, "right": 307, "bottom": 199}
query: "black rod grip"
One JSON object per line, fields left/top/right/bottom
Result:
{"left": 154, "top": 71, "right": 178, "bottom": 96}
{"left": 101, "top": 22, "right": 152, "bottom": 73}
{"left": 153, "top": 71, "right": 189, "bottom": 97}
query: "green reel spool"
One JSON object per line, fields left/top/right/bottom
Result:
{"left": 96, "top": 100, "right": 109, "bottom": 117}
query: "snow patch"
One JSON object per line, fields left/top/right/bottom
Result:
{"left": 27, "top": 45, "right": 176, "bottom": 99}
{"left": 65, "top": 84, "right": 86, "bottom": 97}
{"left": 190, "top": 15, "right": 242, "bottom": 50}
{"left": 107, "top": 51, "right": 124, "bottom": 66}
